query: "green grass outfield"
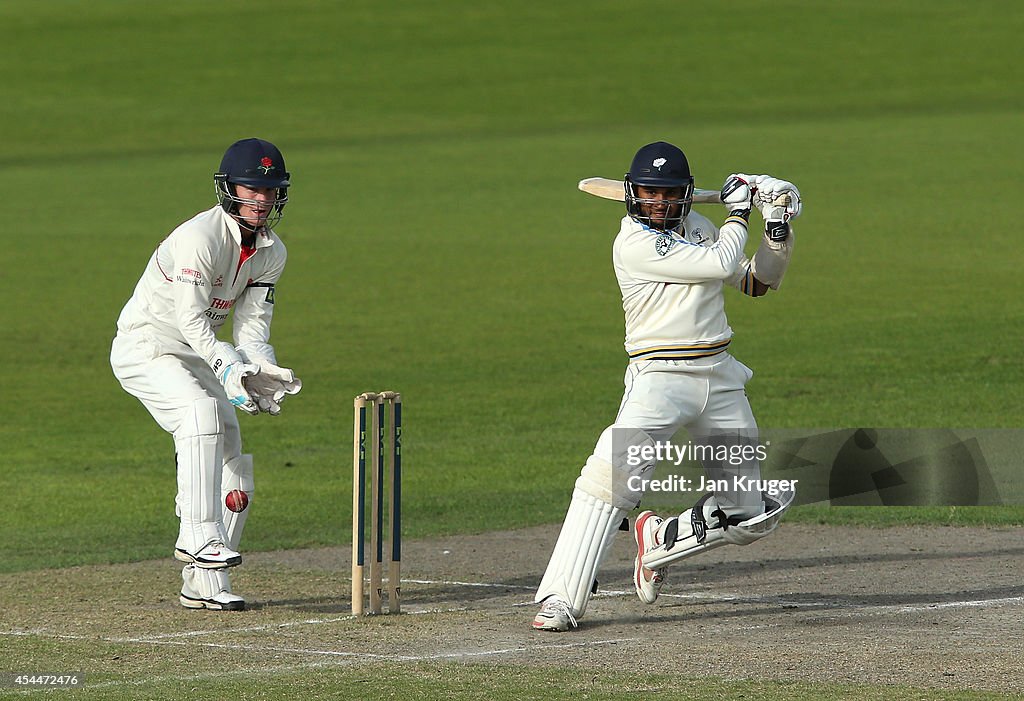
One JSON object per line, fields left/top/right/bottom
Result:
{"left": 1, "top": 1, "right": 1022, "bottom": 696}
{"left": 2, "top": 0, "right": 1022, "bottom": 567}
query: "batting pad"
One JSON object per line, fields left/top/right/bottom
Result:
{"left": 641, "top": 489, "right": 795, "bottom": 570}
{"left": 535, "top": 487, "right": 625, "bottom": 618}
{"left": 579, "top": 425, "right": 656, "bottom": 509}
{"left": 221, "top": 454, "right": 254, "bottom": 551}
{"left": 173, "top": 397, "right": 226, "bottom": 553}
{"left": 577, "top": 456, "right": 645, "bottom": 511}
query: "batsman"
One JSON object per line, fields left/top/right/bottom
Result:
{"left": 110, "top": 138, "right": 302, "bottom": 611}
{"left": 533, "top": 141, "right": 800, "bottom": 631}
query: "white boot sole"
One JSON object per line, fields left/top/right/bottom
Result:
{"left": 174, "top": 548, "right": 241, "bottom": 569}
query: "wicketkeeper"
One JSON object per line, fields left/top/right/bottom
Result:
{"left": 533, "top": 141, "right": 800, "bottom": 631}
{"left": 111, "top": 138, "right": 302, "bottom": 611}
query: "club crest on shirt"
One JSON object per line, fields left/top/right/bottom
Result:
{"left": 654, "top": 234, "right": 675, "bottom": 256}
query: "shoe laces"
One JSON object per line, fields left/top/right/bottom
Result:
{"left": 640, "top": 561, "right": 665, "bottom": 585}
{"left": 542, "top": 598, "right": 578, "bottom": 629}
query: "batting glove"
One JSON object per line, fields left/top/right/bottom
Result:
{"left": 751, "top": 175, "right": 802, "bottom": 220}
{"left": 720, "top": 174, "right": 753, "bottom": 215}
{"left": 762, "top": 204, "right": 791, "bottom": 243}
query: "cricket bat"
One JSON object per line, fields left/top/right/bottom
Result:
{"left": 578, "top": 177, "right": 722, "bottom": 204}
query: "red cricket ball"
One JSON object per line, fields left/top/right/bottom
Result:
{"left": 225, "top": 489, "right": 249, "bottom": 513}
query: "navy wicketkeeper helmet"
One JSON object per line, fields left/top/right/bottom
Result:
{"left": 215, "top": 138, "right": 290, "bottom": 229}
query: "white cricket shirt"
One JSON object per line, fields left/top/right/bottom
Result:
{"left": 115, "top": 205, "right": 287, "bottom": 368}
{"left": 612, "top": 211, "right": 754, "bottom": 362}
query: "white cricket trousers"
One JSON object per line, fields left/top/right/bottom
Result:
{"left": 110, "top": 330, "right": 242, "bottom": 460}
{"left": 533, "top": 351, "right": 765, "bottom": 614}
{"left": 607, "top": 352, "right": 763, "bottom": 517}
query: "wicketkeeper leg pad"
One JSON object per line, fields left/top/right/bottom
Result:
{"left": 641, "top": 488, "right": 795, "bottom": 570}
{"left": 173, "top": 398, "right": 228, "bottom": 555}
{"left": 179, "top": 565, "right": 245, "bottom": 611}
{"left": 221, "top": 454, "right": 254, "bottom": 551}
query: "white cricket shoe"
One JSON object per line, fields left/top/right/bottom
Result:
{"left": 174, "top": 539, "right": 241, "bottom": 569}
{"left": 532, "top": 597, "right": 578, "bottom": 632}
{"left": 633, "top": 511, "right": 668, "bottom": 604}
{"left": 179, "top": 565, "right": 246, "bottom": 611}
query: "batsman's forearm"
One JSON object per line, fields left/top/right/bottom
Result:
{"left": 750, "top": 230, "right": 795, "bottom": 290}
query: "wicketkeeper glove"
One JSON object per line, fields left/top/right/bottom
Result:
{"left": 210, "top": 342, "right": 260, "bottom": 415}
{"left": 243, "top": 362, "right": 302, "bottom": 416}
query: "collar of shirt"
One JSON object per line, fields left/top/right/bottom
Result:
{"left": 219, "top": 206, "right": 277, "bottom": 250}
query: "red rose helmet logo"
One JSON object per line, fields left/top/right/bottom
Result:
{"left": 258, "top": 156, "right": 275, "bottom": 174}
